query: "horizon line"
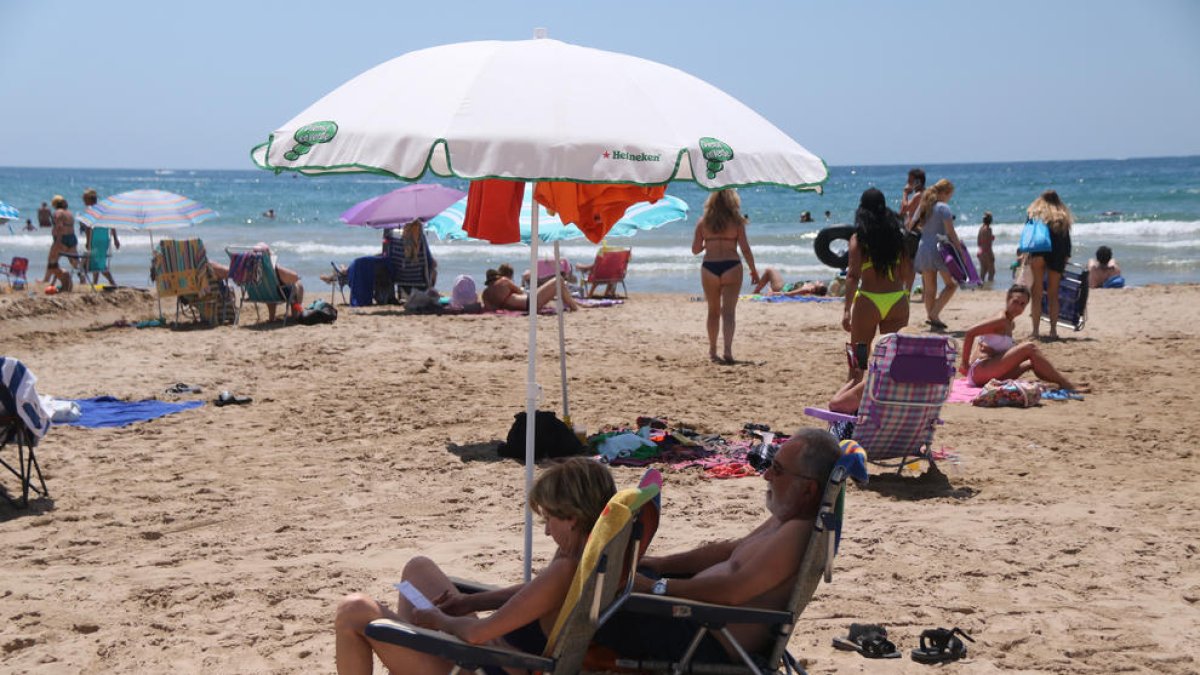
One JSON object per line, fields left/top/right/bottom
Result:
{"left": 2, "top": 153, "right": 1197, "bottom": 175}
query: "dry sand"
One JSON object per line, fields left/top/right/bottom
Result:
{"left": 0, "top": 284, "right": 1197, "bottom": 673}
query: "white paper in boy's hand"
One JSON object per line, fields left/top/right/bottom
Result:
{"left": 393, "top": 581, "right": 435, "bottom": 610}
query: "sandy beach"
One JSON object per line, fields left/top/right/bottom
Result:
{"left": 1, "top": 284, "right": 1197, "bottom": 674}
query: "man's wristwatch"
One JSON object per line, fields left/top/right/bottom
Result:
{"left": 651, "top": 578, "right": 668, "bottom": 596}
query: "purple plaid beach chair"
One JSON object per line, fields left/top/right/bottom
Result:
{"left": 806, "top": 333, "right": 957, "bottom": 467}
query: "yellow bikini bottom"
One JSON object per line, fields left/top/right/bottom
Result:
{"left": 856, "top": 289, "right": 908, "bottom": 320}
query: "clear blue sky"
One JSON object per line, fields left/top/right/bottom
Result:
{"left": 2, "top": 0, "right": 1197, "bottom": 170}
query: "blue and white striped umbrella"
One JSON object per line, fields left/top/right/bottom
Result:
{"left": 76, "top": 189, "right": 217, "bottom": 231}
{"left": 0, "top": 201, "right": 19, "bottom": 223}
{"left": 425, "top": 186, "right": 688, "bottom": 243}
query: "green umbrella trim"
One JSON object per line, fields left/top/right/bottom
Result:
{"left": 250, "top": 136, "right": 828, "bottom": 193}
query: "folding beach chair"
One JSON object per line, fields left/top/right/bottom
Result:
{"left": 592, "top": 450, "right": 868, "bottom": 675}
{"left": 805, "top": 333, "right": 957, "bottom": 468}
{"left": 324, "top": 261, "right": 349, "bottom": 305}
{"left": 1042, "top": 261, "right": 1088, "bottom": 332}
{"left": 152, "top": 238, "right": 224, "bottom": 326}
{"left": 0, "top": 256, "right": 29, "bottom": 291}
{"left": 386, "top": 222, "right": 436, "bottom": 300}
{"left": 82, "top": 226, "right": 116, "bottom": 287}
{"left": 583, "top": 246, "right": 631, "bottom": 299}
{"left": 225, "top": 247, "right": 296, "bottom": 326}
{"left": 365, "top": 478, "right": 661, "bottom": 675}
{"left": 0, "top": 357, "right": 51, "bottom": 509}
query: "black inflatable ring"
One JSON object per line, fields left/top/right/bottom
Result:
{"left": 814, "top": 224, "right": 855, "bottom": 270}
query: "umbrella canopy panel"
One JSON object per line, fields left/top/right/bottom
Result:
{"left": 0, "top": 201, "right": 19, "bottom": 223}
{"left": 341, "top": 183, "right": 467, "bottom": 228}
{"left": 425, "top": 187, "right": 688, "bottom": 242}
{"left": 253, "top": 39, "right": 828, "bottom": 191}
{"left": 77, "top": 189, "right": 217, "bottom": 231}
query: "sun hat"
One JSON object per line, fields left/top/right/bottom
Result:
{"left": 450, "top": 275, "right": 478, "bottom": 309}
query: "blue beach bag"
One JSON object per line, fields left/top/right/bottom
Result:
{"left": 1017, "top": 218, "right": 1052, "bottom": 254}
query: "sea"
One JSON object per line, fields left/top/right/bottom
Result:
{"left": 1, "top": 156, "right": 1197, "bottom": 294}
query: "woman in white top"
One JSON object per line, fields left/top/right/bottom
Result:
{"left": 960, "top": 284, "right": 1083, "bottom": 390}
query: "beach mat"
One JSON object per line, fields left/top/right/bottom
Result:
{"left": 748, "top": 294, "right": 839, "bottom": 303}
{"left": 948, "top": 377, "right": 984, "bottom": 404}
{"left": 59, "top": 396, "right": 205, "bottom": 428}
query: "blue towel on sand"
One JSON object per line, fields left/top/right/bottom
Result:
{"left": 751, "top": 294, "right": 839, "bottom": 303}
{"left": 60, "top": 396, "right": 204, "bottom": 428}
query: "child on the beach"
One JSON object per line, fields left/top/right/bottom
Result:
{"left": 977, "top": 211, "right": 996, "bottom": 284}
{"left": 334, "top": 458, "right": 616, "bottom": 675}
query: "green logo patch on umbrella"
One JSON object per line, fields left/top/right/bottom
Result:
{"left": 698, "top": 137, "right": 734, "bottom": 179}
{"left": 284, "top": 121, "right": 339, "bottom": 161}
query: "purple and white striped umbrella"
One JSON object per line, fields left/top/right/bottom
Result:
{"left": 77, "top": 189, "right": 217, "bottom": 231}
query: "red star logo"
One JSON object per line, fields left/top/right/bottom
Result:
{"left": 602, "top": 151, "right": 610, "bottom": 158}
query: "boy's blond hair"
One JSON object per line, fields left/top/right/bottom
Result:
{"left": 529, "top": 457, "right": 616, "bottom": 533}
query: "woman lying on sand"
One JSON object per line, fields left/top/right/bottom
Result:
{"left": 482, "top": 263, "right": 580, "bottom": 312}
{"left": 960, "top": 284, "right": 1086, "bottom": 391}
{"left": 751, "top": 267, "right": 828, "bottom": 297}
{"left": 334, "top": 458, "right": 615, "bottom": 675}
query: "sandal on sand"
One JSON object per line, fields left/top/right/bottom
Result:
{"left": 165, "top": 383, "right": 202, "bottom": 394}
{"left": 214, "top": 391, "right": 253, "bottom": 407}
{"left": 925, "top": 318, "right": 948, "bottom": 331}
{"left": 911, "top": 626, "right": 973, "bottom": 664}
{"left": 832, "top": 623, "right": 901, "bottom": 659}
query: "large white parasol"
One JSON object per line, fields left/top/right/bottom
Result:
{"left": 252, "top": 35, "right": 828, "bottom": 579}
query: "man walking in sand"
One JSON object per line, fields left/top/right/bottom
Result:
{"left": 594, "top": 428, "right": 842, "bottom": 664}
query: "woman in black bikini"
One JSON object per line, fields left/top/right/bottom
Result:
{"left": 44, "top": 195, "right": 79, "bottom": 290}
{"left": 1025, "top": 190, "right": 1073, "bottom": 340}
{"left": 693, "top": 189, "right": 758, "bottom": 363}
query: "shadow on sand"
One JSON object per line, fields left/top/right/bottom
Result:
{"left": 860, "top": 464, "right": 978, "bottom": 501}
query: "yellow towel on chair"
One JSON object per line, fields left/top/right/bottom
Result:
{"left": 545, "top": 484, "right": 658, "bottom": 652}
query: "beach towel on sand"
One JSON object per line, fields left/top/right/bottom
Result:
{"left": 60, "top": 396, "right": 204, "bottom": 428}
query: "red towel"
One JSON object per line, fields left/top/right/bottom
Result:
{"left": 534, "top": 182, "right": 667, "bottom": 244}
{"left": 464, "top": 180, "right": 525, "bottom": 244}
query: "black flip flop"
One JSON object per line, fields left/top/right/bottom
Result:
{"left": 911, "top": 626, "right": 974, "bottom": 664}
{"left": 165, "top": 383, "right": 201, "bottom": 394}
{"left": 214, "top": 391, "right": 252, "bottom": 407}
{"left": 832, "top": 623, "right": 901, "bottom": 659}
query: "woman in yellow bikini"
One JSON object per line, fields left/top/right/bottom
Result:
{"left": 843, "top": 188, "right": 910, "bottom": 380}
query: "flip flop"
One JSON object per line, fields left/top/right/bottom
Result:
{"left": 214, "top": 391, "right": 253, "bottom": 407}
{"left": 832, "top": 623, "right": 901, "bottom": 659}
{"left": 911, "top": 627, "right": 974, "bottom": 664}
{"left": 165, "top": 383, "right": 202, "bottom": 394}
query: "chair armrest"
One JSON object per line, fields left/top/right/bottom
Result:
{"left": 619, "top": 592, "right": 793, "bottom": 628}
{"left": 803, "top": 407, "right": 855, "bottom": 424}
{"left": 366, "top": 619, "right": 554, "bottom": 672}
{"left": 449, "top": 577, "right": 501, "bottom": 595}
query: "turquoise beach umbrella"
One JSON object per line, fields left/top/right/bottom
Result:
{"left": 425, "top": 186, "right": 689, "bottom": 242}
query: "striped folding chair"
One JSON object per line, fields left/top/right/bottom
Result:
{"left": 385, "top": 222, "right": 436, "bottom": 300}
{"left": 806, "top": 333, "right": 957, "bottom": 468}
{"left": 226, "top": 247, "right": 295, "bottom": 326}
{"left": 152, "top": 238, "right": 221, "bottom": 326}
{"left": 0, "top": 357, "right": 51, "bottom": 508}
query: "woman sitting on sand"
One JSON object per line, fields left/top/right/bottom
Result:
{"left": 334, "top": 458, "right": 616, "bottom": 675}
{"left": 960, "top": 284, "right": 1085, "bottom": 391}
{"left": 481, "top": 263, "right": 580, "bottom": 312}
